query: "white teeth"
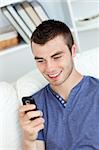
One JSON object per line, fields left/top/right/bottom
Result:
{"left": 48, "top": 73, "right": 60, "bottom": 77}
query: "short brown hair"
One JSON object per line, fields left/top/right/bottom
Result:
{"left": 31, "top": 19, "right": 74, "bottom": 52}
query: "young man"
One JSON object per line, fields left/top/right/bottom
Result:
{"left": 19, "top": 20, "right": 99, "bottom": 150}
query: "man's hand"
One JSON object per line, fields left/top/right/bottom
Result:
{"left": 19, "top": 104, "right": 45, "bottom": 141}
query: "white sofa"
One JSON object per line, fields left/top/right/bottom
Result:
{"left": 0, "top": 48, "right": 99, "bottom": 150}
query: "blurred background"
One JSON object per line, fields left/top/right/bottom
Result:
{"left": 0, "top": 0, "right": 99, "bottom": 82}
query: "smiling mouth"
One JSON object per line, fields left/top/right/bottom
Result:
{"left": 48, "top": 71, "right": 62, "bottom": 79}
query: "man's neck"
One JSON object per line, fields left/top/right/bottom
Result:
{"left": 51, "top": 68, "right": 83, "bottom": 101}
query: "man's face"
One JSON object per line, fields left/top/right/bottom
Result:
{"left": 32, "top": 35, "right": 76, "bottom": 87}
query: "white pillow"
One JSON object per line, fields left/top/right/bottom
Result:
{"left": 74, "top": 48, "right": 98, "bottom": 78}
{"left": 16, "top": 69, "right": 48, "bottom": 102}
{"left": 0, "top": 82, "right": 22, "bottom": 150}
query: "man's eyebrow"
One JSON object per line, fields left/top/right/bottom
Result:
{"left": 34, "top": 56, "right": 44, "bottom": 60}
{"left": 51, "top": 51, "right": 64, "bottom": 57}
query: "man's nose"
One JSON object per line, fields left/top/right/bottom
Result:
{"left": 46, "top": 60, "right": 56, "bottom": 72}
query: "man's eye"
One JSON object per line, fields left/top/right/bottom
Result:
{"left": 36, "top": 59, "right": 45, "bottom": 63}
{"left": 54, "top": 56, "right": 62, "bottom": 60}
{"left": 37, "top": 60, "right": 44, "bottom": 63}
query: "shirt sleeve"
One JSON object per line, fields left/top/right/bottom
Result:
{"left": 37, "top": 129, "right": 45, "bottom": 141}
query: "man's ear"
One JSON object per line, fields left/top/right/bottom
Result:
{"left": 71, "top": 44, "right": 76, "bottom": 57}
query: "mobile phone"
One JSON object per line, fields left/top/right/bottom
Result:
{"left": 22, "top": 95, "right": 38, "bottom": 110}
{"left": 22, "top": 95, "right": 38, "bottom": 120}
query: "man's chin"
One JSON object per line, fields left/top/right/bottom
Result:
{"left": 50, "top": 80, "right": 63, "bottom": 87}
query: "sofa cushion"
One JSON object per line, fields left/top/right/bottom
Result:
{"left": 16, "top": 69, "right": 48, "bottom": 102}
{"left": 0, "top": 82, "right": 22, "bottom": 150}
{"left": 74, "top": 48, "right": 98, "bottom": 78}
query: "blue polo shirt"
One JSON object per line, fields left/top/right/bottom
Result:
{"left": 32, "top": 76, "right": 99, "bottom": 150}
